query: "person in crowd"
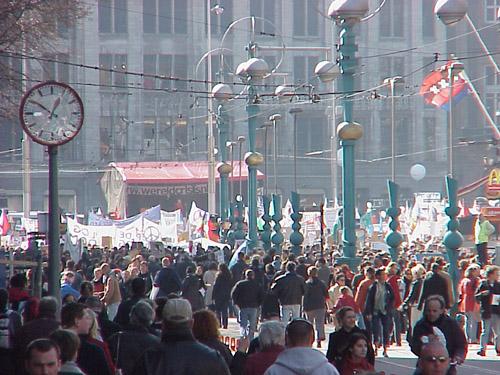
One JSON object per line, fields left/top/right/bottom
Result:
{"left": 181, "top": 266, "right": 205, "bottom": 311}
{"left": 230, "top": 251, "right": 249, "bottom": 283}
{"left": 132, "top": 298, "right": 230, "bottom": 374}
{"left": 326, "top": 306, "right": 374, "bottom": 367}
{"left": 418, "top": 263, "right": 450, "bottom": 310}
{"left": 232, "top": 269, "right": 264, "bottom": 340}
{"left": 0, "top": 288, "right": 20, "bottom": 374}
{"left": 295, "top": 256, "right": 308, "bottom": 280}
{"left": 204, "top": 262, "right": 219, "bottom": 311}
{"left": 8, "top": 273, "right": 30, "bottom": 311}
{"left": 108, "top": 300, "right": 160, "bottom": 375}
{"left": 153, "top": 257, "right": 182, "bottom": 298}
{"left": 213, "top": 263, "right": 233, "bottom": 329}
{"left": 61, "top": 302, "right": 113, "bottom": 375}
{"left": 401, "top": 264, "right": 426, "bottom": 337}
{"left": 49, "top": 329, "right": 85, "bottom": 375}
{"left": 243, "top": 321, "right": 285, "bottom": 375}
{"left": 355, "top": 267, "right": 375, "bottom": 334}
{"left": 13, "top": 296, "right": 59, "bottom": 374}
{"left": 271, "top": 262, "right": 305, "bottom": 322}
{"left": 387, "top": 262, "right": 404, "bottom": 346}
{"left": 65, "top": 260, "right": 83, "bottom": 291}
{"left": 475, "top": 213, "right": 495, "bottom": 266}
{"left": 78, "top": 282, "right": 94, "bottom": 304}
{"left": 84, "top": 296, "right": 120, "bottom": 342}
{"left": 338, "top": 333, "right": 375, "bottom": 375}
{"left": 192, "top": 309, "right": 233, "bottom": 367}
{"left": 114, "top": 277, "right": 147, "bottom": 328}
{"left": 250, "top": 256, "right": 265, "bottom": 287}
{"left": 24, "top": 339, "right": 61, "bottom": 375}
{"left": 91, "top": 268, "right": 105, "bottom": 298}
{"left": 411, "top": 295, "right": 467, "bottom": 375}
{"left": 86, "top": 308, "right": 115, "bottom": 372}
{"left": 475, "top": 265, "right": 500, "bottom": 356}
{"left": 316, "top": 258, "right": 331, "bottom": 287}
{"left": 261, "top": 264, "right": 280, "bottom": 321}
{"left": 303, "top": 266, "right": 329, "bottom": 348}
{"left": 138, "top": 261, "right": 153, "bottom": 295}
{"left": 60, "top": 272, "right": 81, "bottom": 302}
{"left": 365, "top": 267, "right": 395, "bottom": 357}
{"left": 415, "top": 339, "right": 451, "bottom": 375}
{"left": 100, "top": 263, "right": 122, "bottom": 321}
{"left": 264, "top": 318, "right": 339, "bottom": 375}
{"left": 327, "top": 274, "right": 351, "bottom": 315}
{"left": 458, "top": 264, "right": 480, "bottom": 345}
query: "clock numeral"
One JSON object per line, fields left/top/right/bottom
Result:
{"left": 24, "top": 111, "right": 34, "bottom": 115}
{"left": 68, "top": 99, "right": 76, "bottom": 105}
{"left": 37, "top": 89, "right": 44, "bottom": 97}
{"left": 25, "top": 123, "right": 36, "bottom": 128}
{"left": 50, "top": 86, "right": 54, "bottom": 95}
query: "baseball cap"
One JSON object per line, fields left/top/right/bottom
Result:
{"left": 162, "top": 298, "right": 192, "bottom": 323}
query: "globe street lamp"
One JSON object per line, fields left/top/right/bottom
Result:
{"left": 212, "top": 83, "right": 233, "bottom": 220}
{"left": 434, "top": 0, "right": 467, "bottom": 307}
{"left": 327, "top": 0, "right": 369, "bottom": 268}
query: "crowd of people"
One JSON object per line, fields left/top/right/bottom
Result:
{"left": 0, "top": 231, "right": 497, "bottom": 375}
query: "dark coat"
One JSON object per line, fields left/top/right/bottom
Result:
{"left": 410, "top": 314, "right": 467, "bottom": 360}
{"left": 364, "top": 281, "right": 395, "bottom": 316}
{"left": 108, "top": 325, "right": 161, "bottom": 375}
{"left": 230, "top": 260, "right": 248, "bottom": 283}
{"left": 303, "top": 277, "right": 328, "bottom": 311}
{"left": 403, "top": 279, "right": 423, "bottom": 307}
{"left": 475, "top": 279, "right": 500, "bottom": 320}
{"left": 326, "top": 327, "right": 375, "bottom": 366}
{"left": 154, "top": 267, "right": 182, "bottom": 297}
{"left": 77, "top": 335, "right": 113, "bottom": 375}
{"left": 114, "top": 296, "right": 144, "bottom": 328}
{"left": 198, "top": 337, "right": 233, "bottom": 367}
{"left": 132, "top": 328, "right": 230, "bottom": 375}
{"left": 271, "top": 272, "right": 305, "bottom": 306}
{"left": 212, "top": 273, "right": 233, "bottom": 308}
{"left": 231, "top": 279, "right": 264, "bottom": 309}
{"left": 418, "top": 272, "right": 450, "bottom": 310}
{"left": 181, "top": 274, "right": 205, "bottom": 311}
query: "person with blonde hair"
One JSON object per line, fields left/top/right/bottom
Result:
{"left": 402, "top": 264, "right": 426, "bottom": 336}
{"left": 458, "top": 264, "right": 480, "bottom": 344}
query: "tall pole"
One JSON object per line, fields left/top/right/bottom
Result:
{"left": 22, "top": 34, "right": 31, "bottom": 219}
{"left": 229, "top": 142, "right": 235, "bottom": 200}
{"left": 238, "top": 136, "right": 245, "bottom": 196}
{"left": 206, "top": 0, "right": 216, "bottom": 213}
{"left": 269, "top": 115, "right": 281, "bottom": 194}
{"left": 48, "top": 146, "right": 61, "bottom": 302}
{"left": 390, "top": 79, "right": 396, "bottom": 182}
{"left": 448, "top": 66, "right": 454, "bottom": 177}
{"left": 217, "top": 104, "right": 230, "bottom": 220}
{"left": 264, "top": 126, "right": 269, "bottom": 195}
{"left": 289, "top": 109, "right": 302, "bottom": 192}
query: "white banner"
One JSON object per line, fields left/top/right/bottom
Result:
{"left": 160, "top": 210, "right": 180, "bottom": 243}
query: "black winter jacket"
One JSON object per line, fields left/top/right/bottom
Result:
{"left": 231, "top": 279, "right": 264, "bottom": 308}
{"left": 364, "top": 281, "right": 395, "bottom": 316}
{"left": 271, "top": 272, "right": 305, "bottom": 305}
{"left": 303, "top": 277, "right": 328, "bottom": 311}
{"left": 475, "top": 279, "right": 500, "bottom": 320}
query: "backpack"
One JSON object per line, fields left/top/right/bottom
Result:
{"left": 0, "top": 310, "right": 12, "bottom": 349}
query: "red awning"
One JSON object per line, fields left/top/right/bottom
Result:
{"left": 111, "top": 161, "right": 264, "bottom": 184}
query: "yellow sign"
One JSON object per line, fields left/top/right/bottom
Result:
{"left": 486, "top": 169, "right": 500, "bottom": 199}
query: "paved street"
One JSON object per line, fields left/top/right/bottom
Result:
{"left": 221, "top": 318, "right": 500, "bottom": 374}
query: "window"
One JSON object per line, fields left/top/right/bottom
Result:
{"left": 379, "top": 0, "right": 404, "bottom": 38}
{"left": 98, "top": 0, "right": 128, "bottom": 33}
{"left": 485, "top": 66, "right": 500, "bottom": 86}
{"left": 422, "top": 0, "right": 435, "bottom": 38}
{"left": 0, "top": 54, "right": 22, "bottom": 93}
{"left": 296, "top": 115, "right": 327, "bottom": 155}
{"left": 293, "top": 56, "right": 320, "bottom": 84}
{"left": 379, "top": 57, "right": 405, "bottom": 80}
{"left": 207, "top": 0, "right": 233, "bottom": 35}
{"left": 250, "top": 0, "right": 277, "bottom": 36}
{"left": 486, "top": 92, "right": 500, "bottom": 118}
{"left": 207, "top": 54, "right": 234, "bottom": 83}
{"left": 379, "top": 115, "right": 391, "bottom": 158}
{"left": 485, "top": 0, "right": 500, "bottom": 22}
{"left": 99, "top": 54, "right": 128, "bottom": 87}
{"left": 149, "top": 0, "right": 187, "bottom": 34}
{"left": 423, "top": 117, "right": 436, "bottom": 160}
{"left": 396, "top": 115, "right": 411, "bottom": 156}
{"left": 143, "top": 54, "right": 188, "bottom": 90}
{"left": 40, "top": 54, "right": 70, "bottom": 83}
{"left": 293, "top": 0, "right": 318, "bottom": 37}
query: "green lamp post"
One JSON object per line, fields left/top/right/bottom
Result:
{"left": 271, "top": 194, "right": 284, "bottom": 254}
{"left": 261, "top": 195, "right": 272, "bottom": 251}
{"left": 328, "top": 0, "right": 369, "bottom": 269}
{"left": 237, "top": 52, "right": 268, "bottom": 252}
{"left": 212, "top": 83, "right": 233, "bottom": 220}
{"left": 289, "top": 191, "right": 304, "bottom": 256}
{"left": 385, "top": 181, "right": 403, "bottom": 261}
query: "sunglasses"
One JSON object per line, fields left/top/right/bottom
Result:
{"left": 422, "top": 356, "right": 449, "bottom": 363}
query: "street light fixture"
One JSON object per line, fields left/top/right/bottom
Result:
{"left": 327, "top": 0, "right": 368, "bottom": 268}
{"left": 275, "top": 85, "right": 295, "bottom": 104}
{"left": 383, "top": 76, "right": 404, "bottom": 182}
{"left": 314, "top": 61, "right": 341, "bottom": 83}
{"left": 434, "top": 0, "right": 467, "bottom": 26}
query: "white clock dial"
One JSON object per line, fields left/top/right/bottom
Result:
{"left": 19, "top": 81, "right": 84, "bottom": 146}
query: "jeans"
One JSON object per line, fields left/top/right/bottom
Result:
{"left": 215, "top": 300, "right": 229, "bottom": 328}
{"left": 305, "top": 308, "right": 326, "bottom": 341}
{"left": 372, "top": 312, "right": 392, "bottom": 347}
{"left": 107, "top": 302, "right": 119, "bottom": 321}
{"left": 393, "top": 310, "right": 402, "bottom": 345}
{"left": 480, "top": 314, "right": 500, "bottom": 352}
{"left": 281, "top": 304, "right": 301, "bottom": 322}
{"left": 465, "top": 311, "right": 478, "bottom": 343}
{"left": 239, "top": 307, "right": 258, "bottom": 340}
{"left": 476, "top": 242, "right": 488, "bottom": 266}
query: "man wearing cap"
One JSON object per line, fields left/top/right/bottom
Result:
{"left": 132, "top": 298, "right": 230, "bottom": 374}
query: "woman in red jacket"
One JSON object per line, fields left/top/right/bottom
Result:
{"left": 458, "top": 264, "right": 480, "bottom": 344}
{"left": 339, "top": 333, "right": 375, "bottom": 375}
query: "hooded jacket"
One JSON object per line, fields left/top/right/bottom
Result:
{"left": 264, "top": 347, "right": 339, "bottom": 375}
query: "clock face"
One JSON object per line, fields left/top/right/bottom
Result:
{"left": 19, "top": 81, "right": 84, "bottom": 146}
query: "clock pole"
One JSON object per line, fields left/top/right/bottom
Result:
{"left": 48, "top": 146, "right": 61, "bottom": 302}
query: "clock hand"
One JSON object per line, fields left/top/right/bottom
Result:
{"left": 29, "top": 100, "right": 51, "bottom": 114}
{"left": 48, "top": 97, "right": 61, "bottom": 119}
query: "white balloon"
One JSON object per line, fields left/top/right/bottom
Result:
{"left": 337, "top": 148, "right": 343, "bottom": 167}
{"left": 410, "top": 164, "right": 426, "bottom": 181}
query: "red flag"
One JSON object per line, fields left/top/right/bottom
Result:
{"left": 420, "top": 61, "right": 467, "bottom": 110}
{"left": 0, "top": 210, "right": 10, "bottom": 236}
